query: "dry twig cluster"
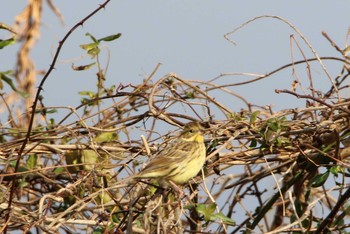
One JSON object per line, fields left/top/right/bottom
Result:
{"left": 1, "top": 1, "right": 350, "bottom": 233}
{"left": 1, "top": 70, "right": 350, "bottom": 233}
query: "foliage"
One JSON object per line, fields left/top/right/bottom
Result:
{"left": 1, "top": 1, "right": 350, "bottom": 234}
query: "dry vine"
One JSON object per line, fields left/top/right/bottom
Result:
{"left": 1, "top": 3, "right": 350, "bottom": 234}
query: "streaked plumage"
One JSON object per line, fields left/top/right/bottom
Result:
{"left": 134, "top": 122, "right": 206, "bottom": 184}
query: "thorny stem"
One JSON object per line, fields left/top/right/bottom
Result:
{"left": 4, "top": 1, "right": 111, "bottom": 232}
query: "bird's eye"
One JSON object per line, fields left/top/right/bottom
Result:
{"left": 189, "top": 129, "right": 195, "bottom": 133}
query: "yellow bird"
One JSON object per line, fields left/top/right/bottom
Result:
{"left": 134, "top": 122, "right": 206, "bottom": 185}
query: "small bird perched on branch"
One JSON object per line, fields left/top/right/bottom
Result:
{"left": 133, "top": 121, "right": 206, "bottom": 186}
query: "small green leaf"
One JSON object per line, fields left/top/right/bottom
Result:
{"left": 0, "top": 36, "right": 16, "bottom": 49}
{"left": 53, "top": 167, "right": 65, "bottom": 174}
{"left": 95, "top": 132, "right": 118, "bottom": 143}
{"left": 311, "top": 171, "right": 330, "bottom": 187}
{"left": 87, "top": 47, "right": 100, "bottom": 58}
{"left": 183, "top": 204, "right": 195, "bottom": 210}
{"left": 9, "top": 160, "right": 17, "bottom": 167}
{"left": 81, "top": 150, "right": 98, "bottom": 171}
{"left": 268, "top": 119, "right": 280, "bottom": 132}
{"left": 249, "top": 139, "right": 257, "bottom": 148}
{"left": 96, "top": 191, "right": 113, "bottom": 205}
{"left": 186, "top": 91, "right": 195, "bottom": 98}
{"left": 330, "top": 165, "right": 343, "bottom": 176}
{"left": 26, "top": 154, "right": 38, "bottom": 169}
{"left": 264, "top": 129, "right": 279, "bottom": 144}
{"left": 211, "top": 212, "right": 236, "bottom": 226}
{"left": 196, "top": 204, "right": 235, "bottom": 226}
{"left": 19, "top": 180, "right": 29, "bottom": 188}
{"left": 209, "top": 139, "right": 219, "bottom": 148}
{"left": 79, "top": 91, "right": 96, "bottom": 98}
{"left": 206, "top": 203, "right": 217, "bottom": 215}
{"left": 196, "top": 203, "right": 217, "bottom": 221}
{"left": 65, "top": 151, "right": 81, "bottom": 173}
{"left": 80, "top": 42, "right": 99, "bottom": 51}
{"left": 0, "top": 71, "right": 29, "bottom": 97}
{"left": 250, "top": 110, "right": 260, "bottom": 123}
{"left": 196, "top": 204, "right": 206, "bottom": 215}
{"left": 36, "top": 108, "right": 57, "bottom": 115}
{"left": 92, "top": 227, "right": 104, "bottom": 234}
{"left": 46, "top": 109, "right": 58, "bottom": 114}
{"left": 85, "top": 32, "right": 98, "bottom": 43}
{"left": 98, "top": 33, "right": 122, "bottom": 42}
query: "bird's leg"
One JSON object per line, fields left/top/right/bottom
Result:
{"left": 168, "top": 180, "right": 185, "bottom": 211}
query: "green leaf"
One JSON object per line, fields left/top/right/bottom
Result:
{"left": 80, "top": 41, "right": 100, "bottom": 58}
{"left": 26, "top": 154, "right": 37, "bottom": 170}
{"left": 196, "top": 204, "right": 235, "bottom": 226}
{"left": 196, "top": 203, "right": 217, "bottom": 222}
{"left": 46, "top": 109, "right": 58, "bottom": 114}
{"left": 19, "top": 180, "right": 29, "bottom": 188}
{"left": 81, "top": 150, "right": 98, "bottom": 171}
{"left": 186, "top": 91, "right": 195, "bottom": 99}
{"left": 0, "top": 36, "right": 16, "bottom": 49}
{"left": 65, "top": 151, "right": 81, "bottom": 173}
{"left": 80, "top": 33, "right": 121, "bottom": 58}
{"left": 206, "top": 203, "right": 217, "bottom": 215}
{"left": 87, "top": 46, "right": 100, "bottom": 58}
{"left": 79, "top": 91, "right": 96, "bottom": 98}
{"left": 35, "top": 108, "right": 58, "bottom": 115}
{"left": 95, "top": 132, "right": 118, "bottom": 143}
{"left": 311, "top": 171, "right": 330, "bottom": 187}
{"left": 208, "top": 139, "right": 219, "bottom": 149}
{"left": 264, "top": 129, "right": 279, "bottom": 144}
{"left": 80, "top": 42, "right": 99, "bottom": 51}
{"left": 211, "top": 212, "right": 236, "bottom": 226}
{"left": 330, "top": 165, "right": 343, "bottom": 176}
{"left": 92, "top": 227, "right": 104, "bottom": 234}
{"left": 9, "top": 160, "right": 17, "bottom": 167}
{"left": 0, "top": 71, "right": 29, "bottom": 97}
{"left": 98, "top": 33, "right": 122, "bottom": 42}
{"left": 267, "top": 119, "right": 280, "bottom": 132}
{"left": 249, "top": 139, "right": 257, "bottom": 148}
{"left": 53, "top": 167, "right": 65, "bottom": 174}
{"left": 85, "top": 32, "right": 98, "bottom": 43}
{"left": 250, "top": 110, "right": 260, "bottom": 123}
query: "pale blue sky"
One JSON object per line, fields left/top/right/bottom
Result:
{"left": 2, "top": 1, "right": 349, "bottom": 116}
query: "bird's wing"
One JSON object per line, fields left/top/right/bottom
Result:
{"left": 136, "top": 141, "right": 191, "bottom": 178}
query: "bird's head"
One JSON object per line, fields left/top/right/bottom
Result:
{"left": 180, "top": 122, "right": 204, "bottom": 143}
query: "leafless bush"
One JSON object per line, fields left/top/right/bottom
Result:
{"left": 1, "top": 1, "right": 350, "bottom": 233}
